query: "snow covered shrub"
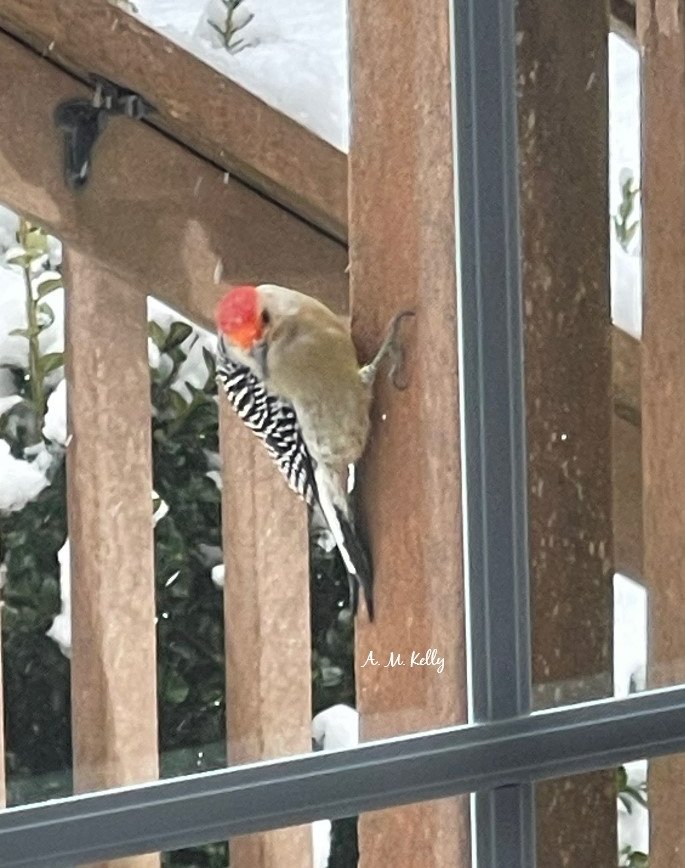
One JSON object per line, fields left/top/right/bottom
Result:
{"left": 0, "top": 216, "right": 70, "bottom": 805}
{"left": 0, "top": 215, "right": 356, "bottom": 864}
{"left": 207, "top": 0, "right": 254, "bottom": 53}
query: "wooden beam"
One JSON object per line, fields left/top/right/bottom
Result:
{"left": 0, "top": 32, "right": 348, "bottom": 332}
{"left": 220, "top": 403, "right": 312, "bottom": 868}
{"left": 65, "top": 249, "right": 158, "bottom": 868}
{"left": 613, "top": 327, "right": 641, "bottom": 429}
{"left": 0, "top": 3, "right": 347, "bottom": 238}
{"left": 516, "top": 0, "right": 617, "bottom": 863}
{"left": 611, "top": 0, "right": 637, "bottom": 42}
{"left": 348, "top": 1, "right": 469, "bottom": 866}
{"left": 638, "top": 0, "right": 685, "bottom": 862}
{"left": 612, "top": 329, "right": 642, "bottom": 579}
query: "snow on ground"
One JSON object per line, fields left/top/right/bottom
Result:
{"left": 311, "top": 705, "right": 359, "bottom": 868}
{"left": 609, "top": 33, "right": 642, "bottom": 339}
{"left": 614, "top": 573, "right": 647, "bottom": 699}
{"left": 614, "top": 573, "right": 649, "bottom": 857}
{"left": 312, "top": 704, "right": 359, "bottom": 752}
{"left": 609, "top": 35, "right": 647, "bottom": 858}
{"left": 618, "top": 759, "right": 649, "bottom": 859}
{"left": 128, "top": 0, "right": 349, "bottom": 151}
{"left": 312, "top": 818, "right": 332, "bottom": 868}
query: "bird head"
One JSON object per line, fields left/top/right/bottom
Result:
{"left": 216, "top": 284, "right": 270, "bottom": 351}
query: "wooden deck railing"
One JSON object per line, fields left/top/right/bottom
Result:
{"left": 0, "top": 29, "right": 346, "bottom": 868}
{"left": 0, "top": 10, "right": 651, "bottom": 868}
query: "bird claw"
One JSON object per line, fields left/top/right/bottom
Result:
{"left": 359, "top": 310, "right": 415, "bottom": 390}
{"left": 385, "top": 311, "right": 415, "bottom": 390}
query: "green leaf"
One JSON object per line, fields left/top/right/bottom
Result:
{"left": 23, "top": 228, "right": 48, "bottom": 256}
{"left": 164, "top": 669, "right": 189, "bottom": 704}
{"left": 165, "top": 321, "right": 194, "bottom": 350}
{"left": 624, "top": 221, "right": 639, "bottom": 246}
{"left": 8, "top": 328, "right": 31, "bottom": 339}
{"left": 618, "top": 793, "right": 633, "bottom": 814}
{"left": 35, "top": 278, "right": 63, "bottom": 299}
{"left": 5, "top": 253, "right": 31, "bottom": 268}
{"left": 168, "top": 390, "right": 189, "bottom": 416}
{"left": 36, "top": 303, "right": 55, "bottom": 330}
{"left": 148, "top": 320, "right": 166, "bottom": 349}
{"left": 624, "top": 784, "right": 648, "bottom": 809}
{"left": 202, "top": 347, "right": 217, "bottom": 389}
{"left": 39, "top": 352, "right": 65, "bottom": 377}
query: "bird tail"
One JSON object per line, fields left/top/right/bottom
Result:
{"left": 314, "top": 469, "right": 374, "bottom": 621}
{"left": 335, "top": 506, "right": 374, "bottom": 622}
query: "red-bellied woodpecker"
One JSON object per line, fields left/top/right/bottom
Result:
{"left": 215, "top": 283, "right": 413, "bottom": 622}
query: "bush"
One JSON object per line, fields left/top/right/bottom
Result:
{"left": 0, "top": 220, "right": 356, "bottom": 866}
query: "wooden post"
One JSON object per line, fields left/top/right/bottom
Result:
{"left": 612, "top": 329, "right": 643, "bottom": 580}
{"left": 65, "top": 250, "right": 159, "bottom": 868}
{"left": 638, "top": 0, "right": 685, "bottom": 861}
{"left": 220, "top": 403, "right": 312, "bottom": 868}
{"left": 516, "top": 1, "right": 617, "bottom": 864}
{"left": 348, "top": 1, "right": 469, "bottom": 865}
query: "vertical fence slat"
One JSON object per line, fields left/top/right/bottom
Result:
{"left": 65, "top": 251, "right": 159, "bottom": 868}
{"left": 516, "top": 2, "right": 617, "bottom": 864}
{"left": 638, "top": 0, "right": 685, "bottom": 863}
{"left": 220, "top": 401, "right": 312, "bottom": 868}
{"left": 348, "top": 0, "right": 469, "bottom": 865}
{"left": 612, "top": 329, "right": 643, "bottom": 580}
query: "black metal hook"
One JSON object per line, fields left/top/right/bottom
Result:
{"left": 54, "top": 78, "right": 151, "bottom": 191}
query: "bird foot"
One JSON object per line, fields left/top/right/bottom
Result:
{"left": 360, "top": 310, "right": 415, "bottom": 390}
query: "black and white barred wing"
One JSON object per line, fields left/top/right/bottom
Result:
{"left": 216, "top": 355, "right": 317, "bottom": 506}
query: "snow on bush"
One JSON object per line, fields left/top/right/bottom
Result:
{"left": 0, "top": 440, "right": 49, "bottom": 512}
{"left": 42, "top": 378, "right": 67, "bottom": 446}
{"left": 129, "top": 0, "right": 349, "bottom": 151}
{"left": 46, "top": 539, "right": 71, "bottom": 658}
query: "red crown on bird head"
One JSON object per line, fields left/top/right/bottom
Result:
{"left": 216, "top": 285, "right": 262, "bottom": 350}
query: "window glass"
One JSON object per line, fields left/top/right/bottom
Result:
{"left": 515, "top": 21, "right": 663, "bottom": 709}
{"left": 535, "top": 752, "right": 667, "bottom": 868}
{"left": 77, "top": 796, "right": 467, "bottom": 868}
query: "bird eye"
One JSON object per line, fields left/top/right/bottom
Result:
{"left": 261, "top": 309, "right": 271, "bottom": 326}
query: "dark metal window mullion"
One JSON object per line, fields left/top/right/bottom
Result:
{"left": 452, "top": 0, "right": 536, "bottom": 864}
{"left": 5, "top": 686, "right": 685, "bottom": 867}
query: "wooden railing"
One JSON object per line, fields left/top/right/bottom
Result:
{"left": 0, "top": 7, "right": 653, "bottom": 868}
{"left": 0, "top": 29, "right": 347, "bottom": 868}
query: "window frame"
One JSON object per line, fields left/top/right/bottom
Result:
{"left": 0, "top": 0, "right": 679, "bottom": 866}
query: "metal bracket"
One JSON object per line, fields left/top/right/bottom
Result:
{"left": 53, "top": 78, "right": 152, "bottom": 191}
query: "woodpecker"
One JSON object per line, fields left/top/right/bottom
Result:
{"left": 215, "top": 283, "right": 413, "bottom": 622}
